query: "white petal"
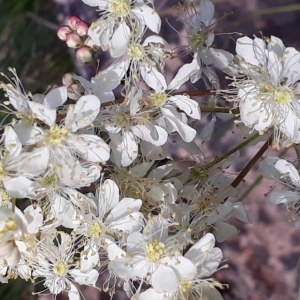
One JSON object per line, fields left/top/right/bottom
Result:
{"left": 80, "top": 244, "right": 99, "bottom": 273}
{"left": 133, "top": 5, "right": 161, "bottom": 34}
{"left": 44, "top": 86, "right": 67, "bottom": 109}
{"left": 110, "top": 131, "right": 138, "bottom": 167}
{"left": 214, "top": 221, "right": 238, "bottom": 242}
{"left": 98, "top": 179, "right": 120, "bottom": 215}
{"left": 28, "top": 102, "right": 56, "bottom": 126}
{"left": 160, "top": 106, "right": 196, "bottom": 142}
{"left": 269, "top": 191, "right": 300, "bottom": 205}
{"left": 68, "top": 134, "right": 110, "bottom": 163}
{"left": 106, "top": 239, "right": 126, "bottom": 261}
{"left": 275, "top": 159, "right": 300, "bottom": 184}
{"left": 3, "top": 176, "right": 35, "bottom": 198}
{"left": 131, "top": 123, "right": 168, "bottom": 146}
{"left": 140, "top": 63, "right": 167, "bottom": 92}
{"left": 65, "top": 95, "right": 100, "bottom": 131}
{"left": 110, "top": 22, "right": 130, "bottom": 58}
{"left": 151, "top": 264, "right": 178, "bottom": 293}
{"left": 168, "top": 57, "right": 200, "bottom": 90}
{"left": 138, "top": 288, "right": 165, "bottom": 300}
{"left": 200, "top": 0, "right": 215, "bottom": 26}
{"left": 236, "top": 36, "right": 260, "bottom": 66}
{"left": 70, "top": 269, "right": 99, "bottom": 286}
{"left": 24, "top": 205, "right": 43, "bottom": 234}
{"left": 168, "top": 95, "right": 201, "bottom": 119}
{"left": 4, "top": 126, "right": 22, "bottom": 157}
{"left": 106, "top": 198, "right": 142, "bottom": 223}
{"left": 93, "top": 59, "right": 130, "bottom": 92}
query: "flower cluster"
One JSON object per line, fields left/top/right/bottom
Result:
{"left": 1, "top": 0, "right": 300, "bottom": 299}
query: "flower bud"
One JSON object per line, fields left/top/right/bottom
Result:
{"left": 67, "top": 83, "right": 85, "bottom": 100}
{"left": 76, "top": 46, "right": 94, "bottom": 64}
{"left": 68, "top": 16, "right": 81, "bottom": 30}
{"left": 76, "top": 20, "right": 89, "bottom": 36}
{"left": 84, "top": 37, "right": 100, "bottom": 52}
{"left": 66, "top": 32, "right": 83, "bottom": 49}
{"left": 62, "top": 72, "right": 75, "bottom": 86}
{"left": 57, "top": 26, "right": 72, "bottom": 41}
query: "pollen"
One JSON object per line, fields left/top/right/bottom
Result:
{"left": 0, "top": 217, "right": 17, "bottom": 237}
{"left": 149, "top": 92, "right": 166, "bottom": 107}
{"left": 109, "top": 0, "right": 130, "bottom": 17}
{"left": 0, "top": 162, "right": 8, "bottom": 181}
{"left": 145, "top": 240, "right": 165, "bottom": 262}
{"left": 43, "top": 125, "right": 69, "bottom": 146}
{"left": 114, "top": 113, "right": 130, "bottom": 128}
{"left": 53, "top": 261, "right": 68, "bottom": 276}
{"left": 179, "top": 280, "right": 193, "bottom": 295}
{"left": 274, "top": 87, "right": 293, "bottom": 105}
{"left": 127, "top": 44, "right": 144, "bottom": 61}
{"left": 189, "top": 33, "right": 206, "bottom": 50}
{"left": 86, "top": 221, "right": 103, "bottom": 238}
{"left": 39, "top": 173, "right": 58, "bottom": 189}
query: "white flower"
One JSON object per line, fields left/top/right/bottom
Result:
{"left": 138, "top": 233, "right": 225, "bottom": 300}
{"left": 86, "top": 0, "right": 161, "bottom": 56}
{"left": 74, "top": 179, "right": 143, "bottom": 246}
{"left": 16, "top": 94, "right": 110, "bottom": 163}
{"left": 31, "top": 231, "right": 99, "bottom": 298}
{"left": 0, "top": 207, "right": 28, "bottom": 266}
{"left": 109, "top": 216, "right": 196, "bottom": 293}
{"left": 230, "top": 35, "right": 300, "bottom": 147}
{"left": 0, "top": 126, "right": 49, "bottom": 198}
{"left": 265, "top": 159, "right": 300, "bottom": 228}
{"left": 101, "top": 103, "right": 168, "bottom": 166}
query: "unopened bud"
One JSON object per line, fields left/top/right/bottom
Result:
{"left": 76, "top": 20, "right": 89, "bottom": 36}
{"left": 57, "top": 26, "right": 72, "bottom": 41}
{"left": 84, "top": 37, "right": 100, "bottom": 52}
{"left": 68, "top": 16, "right": 81, "bottom": 30}
{"left": 76, "top": 46, "right": 94, "bottom": 64}
{"left": 62, "top": 73, "right": 75, "bottom": 86}
{"left": 66, "top": 32, "right": 83, "bottom": 48}
{"left": 67, "top": 83, "right": 85, "bottom": 100}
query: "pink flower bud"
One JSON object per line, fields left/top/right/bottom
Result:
{"left": 57, "top": 26, "right": 72, "bottom": 41}
{"left": 76, "top": 46, "right": 94, "bottom": 64}
{"left": 62, "top": 73, "right": 75, "bottom": 86}
{"left": 66, "top": 32, "right": 83, "bottom": 49}
{"left": 76, "top": 20, "right": 89, "bottom": 36}
{"left": 68, "top": 16, "right": 81, "bottom": 30}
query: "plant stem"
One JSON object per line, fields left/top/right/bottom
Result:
{"left": 231, "top": 134, "right": 273, "bottom": 188}
{"left": 205, "top": 132, "right": 260, "bottom": 169}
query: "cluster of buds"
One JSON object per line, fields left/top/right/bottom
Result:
{"left": 57, "top": 16, "right": 98, "bottom": 64}
{"left": 62, "top": 72, "right": 85, "bottom": 100}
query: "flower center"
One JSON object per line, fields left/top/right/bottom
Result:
{"left": 189, "top": 33, "right": 206, "bottom": 50}
{"left": 39, "top": 172, "right": 59, "bottom": 189}
{"left": 127, "top": 44, "right": 144, "bottom": 61}
{"left": 179, "top": 280, "right": 193, "bottom": 295}
{"left": 114, "top": 113, "right": 130, "bottom": 128}
{"left": 145, "top": 240, "right": 165, "bottom": 262}
{"left": 149, "top": 93, "right": 166, "bottom": 107}
{"left": 0, "top": 189, "right": 11, "bottom": 205}
{"left": 53, "top": 261, "right": 68, "bottom": 276}
{"left": 0, "top": 217, "right": 17, "bottom": 237}
{"left": 109, "top": 0, "right": 130, "bottom": 17}
{"left": 0, "top": 162, "right": 8, "bottom": 181}
{"left": 86, "top": 221, "right": 103, "bottom": 238}
{"left": 274, "top": 87, "right": 293, "bottom": 105}
{"left": 43, "top": 125, "right": 69, "bottom": 146}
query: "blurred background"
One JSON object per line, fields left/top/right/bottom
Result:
{"left": 1, "top": 0, "right": 300, "bottom": 299}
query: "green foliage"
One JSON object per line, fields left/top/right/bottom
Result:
{"left": 0, "top": 0, "right": 73, "bottom": 94}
